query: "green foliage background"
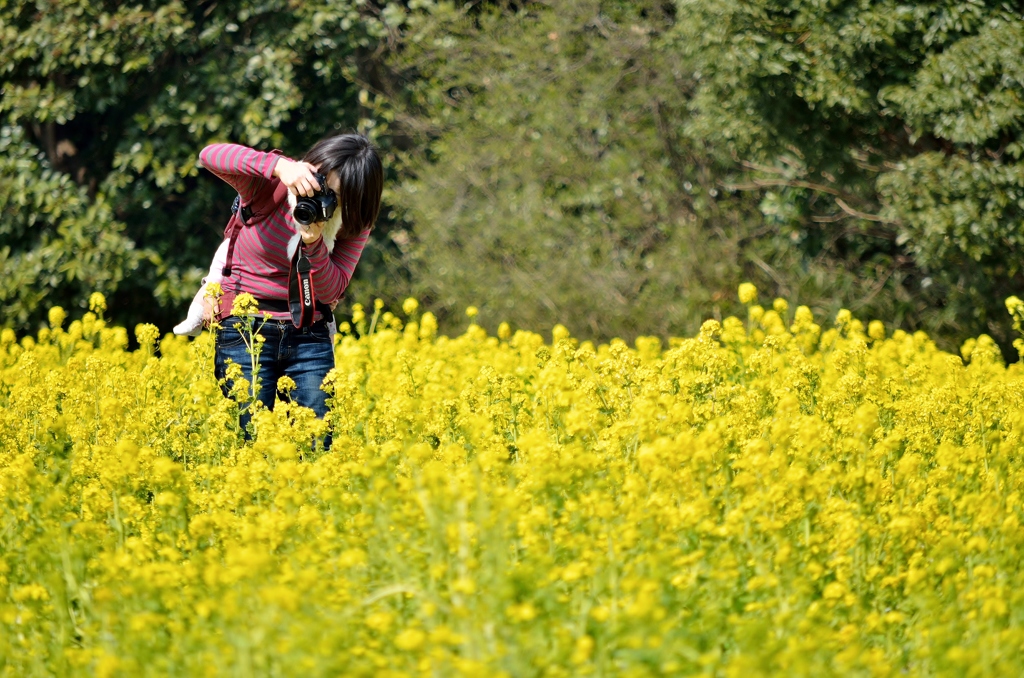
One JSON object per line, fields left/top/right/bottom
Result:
{"left": 2, "top": 0, "right": 1023, "bottom": 351}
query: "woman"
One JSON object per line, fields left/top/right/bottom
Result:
{"left": 196, "top": 134, "right": 383, "bottom": 435}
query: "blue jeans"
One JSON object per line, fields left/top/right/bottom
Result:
{"left": 214, "top": 316, "right": 335, "bottom": 441}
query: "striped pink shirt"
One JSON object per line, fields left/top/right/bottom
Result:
{"left": 199, "top": 143, "right": 369, "bottom": 320}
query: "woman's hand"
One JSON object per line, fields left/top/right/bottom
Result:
{"left": 275, "top": 157, "right": 326, "bottom": 244}
{"left": 298, "top": 221, "right": 325, "bottom": 245}
{"left": 273, "top": 157, "right": 321, "bottom": 197}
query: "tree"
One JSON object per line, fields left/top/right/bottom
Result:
{"left": 674, "top": 0, "right": 1024, "bottom": 347}
{"left": 370, "top": 0, "right": 954, "bottom": 343}
{"left": 7, "top": 0, "right": 1021, "bottom": 349}
{"left": 371, "top": 0, "right": 771, "bottom": 341}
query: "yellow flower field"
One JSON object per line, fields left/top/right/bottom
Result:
{"left": 3, "top": 289, "right": 1024, "bottom": 676}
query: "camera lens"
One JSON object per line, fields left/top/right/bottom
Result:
{"left": 293, "top": 200, "right": 316, "bottom": 225}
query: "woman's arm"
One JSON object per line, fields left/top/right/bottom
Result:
{"left": 198, "top": 143, "right": 282, "bottom": 203}
{"left": 302, "top": 230, "right": 371, "bottom": 302}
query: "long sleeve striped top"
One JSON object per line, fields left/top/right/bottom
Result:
{"left": 198, "top": 143, "right": 369, "bottom": 320}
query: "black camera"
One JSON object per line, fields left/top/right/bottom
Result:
{"left": 292, "top": 173, "right": 337, "bottom": 225}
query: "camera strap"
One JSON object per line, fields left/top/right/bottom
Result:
{"left": 220, "top": 198, "right": 246, "bottom": 278}
{"left": 221, "top": 175, "right": 288, "bottom": 278}
{"left": 288, "top": 246, "right": 317, "bottom": 328}
{"left": 214, "top": 164, "right": 287, "bottom": 322}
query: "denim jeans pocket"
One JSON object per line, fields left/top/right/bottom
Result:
{"left": 215, "top": 320, "right": 248, "bottom": 350}
{"left": 308, "top": 322, "right": 332, "bottom": 342}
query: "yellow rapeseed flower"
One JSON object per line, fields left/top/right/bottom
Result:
{"left": 2, "top": 294, "right": 1024, "bottom": 675}
{"left": 231, "top": 292, "right": 259, "bottom": 316}
{"left": 394, "top": 628, "right": 426, "bottom": 651}
{"left": 89, "top": 292, "right": 107, "bottom": 314}
{"left": 48, "top": 305, "right": 66, "bottom": 330}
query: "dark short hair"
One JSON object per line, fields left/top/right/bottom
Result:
{"left": 303, "top": 133, "right": 384, "bottom": 239}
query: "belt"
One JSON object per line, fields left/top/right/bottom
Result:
{"left": 225, "top": 314, "right": 328, "bottom": 330}
{"left": 255, "top": 297, "right": 290, "bottom": 314}
{"left": 254, "top": 297, "right": 332, "bottom": 324}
